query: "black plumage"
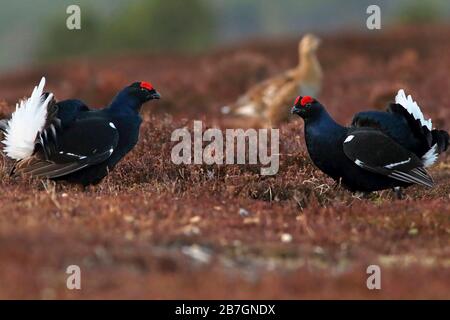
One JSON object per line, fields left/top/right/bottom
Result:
{"left": 291, "top": 93, "right": 449, "bottom": 193}
{"left": 1, "top": 81, "right": 160, "bottom": 186}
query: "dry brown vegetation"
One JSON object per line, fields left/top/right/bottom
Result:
{"left": 0, "top": 25, "right": 449, "bottom": 299}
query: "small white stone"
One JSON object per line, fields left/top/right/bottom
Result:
{"left": 190, "top": 216, "right": 201, "bottom": 224}
{"left": 281, "top": 233, "right": 293, "bottom": 243}
{"left": 221, "top": 106, "right": 231, "bottom": 114}
{"left": 239, "top": 208, "right": 250, "bottom": 217}
{"left": 182, "top": 245, "right": 211, "bottom": 264}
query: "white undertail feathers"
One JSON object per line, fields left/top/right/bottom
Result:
{"left": 2, "top": 77, "right": 52, "bottom": 160}
{"left": 421, "top": 144, "right": 438, "bottom": 168}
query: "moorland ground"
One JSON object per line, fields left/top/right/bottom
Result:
{"left": 0, "top": 25, "right": 449, "bottom": 299}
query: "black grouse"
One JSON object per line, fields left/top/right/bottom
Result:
{"left": 0, "top": 77, "right": 161, "bottom": 185}
{"left": 291, "top": 91, "right": 449, "bottom": 194}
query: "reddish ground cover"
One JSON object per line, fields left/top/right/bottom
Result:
{"left": 0, "top": 25, "right": 449, "bottom": 299}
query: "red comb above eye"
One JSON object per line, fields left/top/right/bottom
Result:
{"left": 301, "top": 96, "right": 314, "bottom": 106}
{"left": 140, "top": 82, "right": 153, "bottom": 90}
{"left": 294, "top": 96, "right": 301, "bottom": 105}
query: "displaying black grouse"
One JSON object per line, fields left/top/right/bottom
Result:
{"left": 291, "top": 91, "right": 449, "bottom": 194}
{"left": 0, "top": 77, "right": 160, "bottom": 185}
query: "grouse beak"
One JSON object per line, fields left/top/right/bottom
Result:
{"left": 291, "top": 105, "right": 301, "bottom": 115}
{"left": 150, "top": 90, "right": 161, "bottom": 100}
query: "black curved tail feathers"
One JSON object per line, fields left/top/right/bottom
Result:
{"left": 432, "top": 129, "right": 449, "bottom": 154}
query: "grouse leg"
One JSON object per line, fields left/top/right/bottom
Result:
{"left": 393, "top": 187, "right": 404, "bottom": 200}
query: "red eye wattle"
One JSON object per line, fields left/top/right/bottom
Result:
{"left": 140, "top": 81, "right": 153, "bottom": 90}
{"left": 301, "top": 96, "right": 314, "bottom": 106}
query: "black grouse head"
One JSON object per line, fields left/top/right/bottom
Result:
{"left": 127, "top": 81, "right": 161, "bottom": 103}
{"left": 291, "top": 95, "right": 322, "bottom": 119}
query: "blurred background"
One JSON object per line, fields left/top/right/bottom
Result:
{"left": 1, "top": 0, "right": 450, "bottom": 72}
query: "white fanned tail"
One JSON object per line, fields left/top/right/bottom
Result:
{"left": 2, "top": 77, "right": 52, "bottom": 160}
{"left": 395, "top": 89, "right": 432, "bottom": 130}
{"left": 395, "top": 89, "right": 438, "bottom": 167}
